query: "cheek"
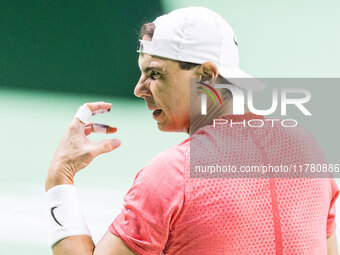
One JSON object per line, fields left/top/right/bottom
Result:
{"left": 175, "top": 77, "right": 191, "bottom": 107}
{"left": 149, "top": 81, "right": 165, "bottom": 99}
{"left": 154, "top": 73, "right": 192, "bottom": 112}
{"left": 151, "top": 80, "right": 173, "bottom": 102}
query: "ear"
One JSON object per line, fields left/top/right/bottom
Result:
{"left": 195, "top": 62, "right": 219, "bottom": 83}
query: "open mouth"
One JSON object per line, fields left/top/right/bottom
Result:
{"left": 153, "top": 109, "right": 162, "bottom": 119}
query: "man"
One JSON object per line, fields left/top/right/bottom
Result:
{"left": 45, "top": 7, "right": 339, "bottom": 254}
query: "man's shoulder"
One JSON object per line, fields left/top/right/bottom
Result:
{"left": 148, "top": 138, "right": 190, "bottom": 171}
{"left": 267, "top": 122, "right": 321, "bottom": 150}
{"left": 134, "top": 138, "right": 190, "bottom": 185}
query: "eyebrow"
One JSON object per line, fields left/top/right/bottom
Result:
{"left": 142, "top": 66, "right": 164, "bottom": 73}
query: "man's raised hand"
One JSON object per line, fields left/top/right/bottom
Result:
{"left": 45, "top": 102, "right": 121, "bottom": 191}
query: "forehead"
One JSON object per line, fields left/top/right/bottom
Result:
{"left": 138, "top": 53, "right": 178, "bottom": 72}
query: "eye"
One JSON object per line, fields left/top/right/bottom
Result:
{"left": 150, "top": 71, "right": 161, "bottom": 79}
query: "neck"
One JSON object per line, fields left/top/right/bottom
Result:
{"left": 188, "top": 100, "right": 250, "bottom": 135}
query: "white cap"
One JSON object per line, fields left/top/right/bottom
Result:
{"left": 137, "top": 6, "right": 265, "bottom": 91}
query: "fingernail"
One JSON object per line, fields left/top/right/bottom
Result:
{"left": 106, "top": 126, "right": 117, "bottom": 133}
{"left": 112, "top": 140, "right": 121, "bottom": 147}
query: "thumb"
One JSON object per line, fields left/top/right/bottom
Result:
{"left": 91, "top": 139, "right": 121, "bottom": 157}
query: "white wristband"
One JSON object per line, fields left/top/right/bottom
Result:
{"left": 45, "top": 185, "right": 91, "bottom": 247}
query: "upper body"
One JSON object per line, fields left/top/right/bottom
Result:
{"left": 45, "top": 6, "right": 339, "bottom": 255}
{"left": 109, "top": 113, "right": 339, "bottom": 254}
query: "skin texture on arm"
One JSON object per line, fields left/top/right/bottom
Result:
{"left": 328, "top": 234, "right": 339, "bottom": 255}
{"left": 94, "top": 231, "right": 136, "bottom": 255}
{"left": 52, "top": 232, "right": 135, "bottom": 255}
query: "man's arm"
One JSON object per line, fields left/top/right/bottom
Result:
{"left": 328, "top": 234, "right": 339, "bottom": 255}
{"left": 52, "top": 232, "right": 135, "bottom": 255}
{"left": 45, "top": 102, "right": 133, "bottom": 255}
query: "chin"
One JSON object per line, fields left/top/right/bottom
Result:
{"left": 157, "top": 122, "right": 188, "bottom": 133}
{"left": 157, "top": 123, "right": 174, "bottom": 132}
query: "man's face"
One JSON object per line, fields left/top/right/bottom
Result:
{"left": 134, "top": 50, "right": 198, "bottom": 133}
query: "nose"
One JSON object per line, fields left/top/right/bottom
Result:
{"left": 134, "top": 75, "right": 151, "bottom": 98}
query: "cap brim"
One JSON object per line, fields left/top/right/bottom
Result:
{"left": 218, "top": 66, "right": 266, "bottom": 92}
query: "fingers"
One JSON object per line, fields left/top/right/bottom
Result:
{"left": 84, "top": 125, "right": 93, "bottom": 136}
{"left": 87, "top": 102, "right": 112, "bottom": 114}
{"left": 84, "top": 123, "right": 117, "bottom": 136}
{"left": 91, "top": 139, "right": 121, "bottom": 157}
{"left": 74, "top": 104, "right": 93, "bottom": 124}
{"left": 75, "top": 102, "right": 112, "bottom": 124}
{"left": 48, "top": 101, "right": 120, "bottom": 186}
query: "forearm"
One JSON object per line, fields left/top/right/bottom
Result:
{"left": 327, "top": 234, "right": 339, "bottom": 255}
{"left": 52, "top": 235, "right": 95, "bottom": 255}
{"left": 45, "top": 102, "right": 122, "bottom": 254}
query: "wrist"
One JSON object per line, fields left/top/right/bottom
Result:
{"left": 45, "top": 184, "right": 91, "bottom": 247}
{"left": 45, "top": 170, "right": 74, "bottom": 191}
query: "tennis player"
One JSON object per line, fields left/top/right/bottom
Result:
{"left": 45, "top": 7, "right": 339, "bottom": 254}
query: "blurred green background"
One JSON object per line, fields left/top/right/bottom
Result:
{"left": 0, "top": 0, "right": 339, "bottom": 254}
{"left": 0, "top": 0, "right": 163, "bottom": 97}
